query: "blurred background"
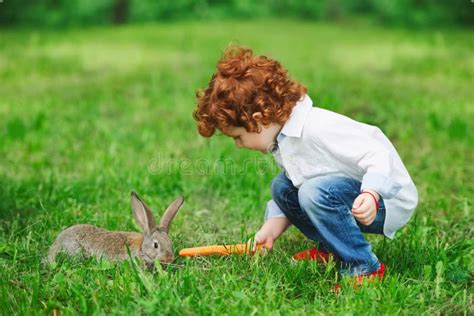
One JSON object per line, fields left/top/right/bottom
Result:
{"left": 1, "top": 0, "right": 473, "bottom": 27}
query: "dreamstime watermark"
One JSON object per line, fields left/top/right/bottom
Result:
{"left": 148, "top": 142, "right": 284, "bottom": 176}
{"left": 148, "top": 145, "right": 338, "bottom": 177}
{"left": 148, "top": 153, "right": 280, "bottom": 176}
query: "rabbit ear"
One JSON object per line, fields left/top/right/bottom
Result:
{"left": 131, "top": 192, "right": 157, "bottom": 235}
{"left": 159, "top": 195, "right": 184, "bottom": 233}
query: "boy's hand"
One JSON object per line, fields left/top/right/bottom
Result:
{"left": 252, "top": 217, "right": 291, "bottom": 254}
{"left": 253, "top": 230, "right": 275, "bottom": 253}
{"left": 352, "top": 189, "right": 380, "bottom": 226}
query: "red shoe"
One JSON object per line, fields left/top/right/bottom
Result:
{"left": 292, "top": 247, "right": 333, "bottom": 263}
{"left": 334, "top": 263, "right": 385, "bottom": 292}
{"left": 354, "top": 262, "right": 385, "bottom": 284}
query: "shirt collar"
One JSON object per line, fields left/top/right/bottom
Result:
{"left": 277, "top": 94, "right": 313, "bottom": 141}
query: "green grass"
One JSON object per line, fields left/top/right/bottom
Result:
{"left": 0, "top": 19, "right": 473, "bottom": 314}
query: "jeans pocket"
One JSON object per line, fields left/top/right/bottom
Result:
{"left": 285, "top": 189, "right": 311, "bottom": 223}
{"left": 284, "top": 189, "right": 298, "bottom": 209}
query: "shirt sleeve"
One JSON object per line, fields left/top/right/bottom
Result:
{"left": 264, "top": 199, "right": 287, "bottom": 221}
{"left": 314, "top": 117, "right": 403, "bottom": 199}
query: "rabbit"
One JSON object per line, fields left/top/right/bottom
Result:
{"left": 44, "top": 192, "right": 184, "bottom": 268}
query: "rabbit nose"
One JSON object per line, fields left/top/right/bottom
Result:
{"left": 161, "top": 256, "right": 174, "bottom": 263}
{"left": 160, "top": 253, "right": 174, "bottom": 263}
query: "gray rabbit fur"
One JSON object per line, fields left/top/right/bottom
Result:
{"left": 44, "top": 192, "right": 184, "bottom": 268}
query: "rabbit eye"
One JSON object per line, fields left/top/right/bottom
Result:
{"left": 153, "top": 242, "right": 159, "bottom": 249}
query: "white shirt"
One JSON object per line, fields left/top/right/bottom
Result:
{"left": 265, "top": 94, "right": 419, "bottom": 239}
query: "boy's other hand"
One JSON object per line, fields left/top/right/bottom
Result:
{"left": 352, "top": 190, "right": 380, "bottom": 226}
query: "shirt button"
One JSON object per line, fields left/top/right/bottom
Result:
{"left": 269, "top": 143, "right": 279, "bottom": 153}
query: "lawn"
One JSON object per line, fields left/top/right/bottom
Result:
{"left": 0, "top": 19, "right": 472, "bottom": 314}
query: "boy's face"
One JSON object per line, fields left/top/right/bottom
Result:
{"left": 221, "top": 124, "right": 282, "bottom": 153}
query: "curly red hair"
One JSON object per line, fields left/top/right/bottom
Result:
{"left": 193, "top": 46, "right": 307, "bottom": 137}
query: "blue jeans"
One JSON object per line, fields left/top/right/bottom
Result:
{"left": 271, "top": 172, "right": 386, "bottom": 276}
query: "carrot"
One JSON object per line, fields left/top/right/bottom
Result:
{"left": 179, "top": 243, "right": 263, "bottom": 257}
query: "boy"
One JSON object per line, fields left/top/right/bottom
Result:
{"left": 193, "top": 46, "right": 418, "bottom": 280}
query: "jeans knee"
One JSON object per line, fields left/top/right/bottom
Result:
{"left": 298, "top": 176, "right": 351, "bottom": 214}
{"left": 297, "top": 181, "right": 327, "bottom": 211}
